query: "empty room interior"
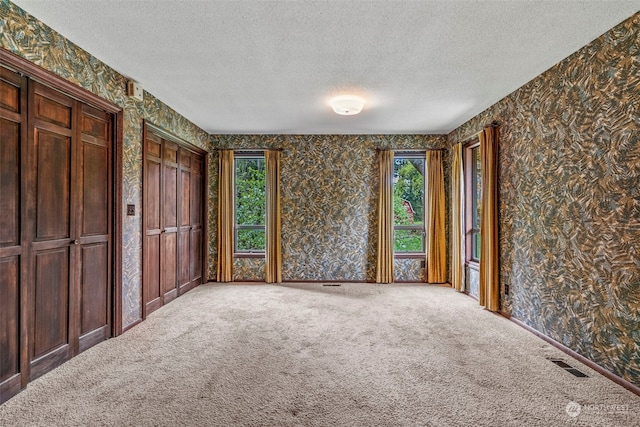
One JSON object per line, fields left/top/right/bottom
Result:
{"left": 1, "top": 0, "right": 639, "bottom": 425}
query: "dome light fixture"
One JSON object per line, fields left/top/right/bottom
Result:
{"left": 329, "top": 95, "right": 365, "bottom": 115}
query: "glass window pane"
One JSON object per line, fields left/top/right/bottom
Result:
{"left": 393, "top": 229, "right": 424, "bottom": 253}
{"left": 473, "top": 232, "right": 481, "bottom": 261}
{"left": 235, "top": 156, "right": 266, "bottom": 253}
{"left": 469, "top": 146, "right": 481, "bottom": 262}
{"left": 393, "top": 155, "right": 425, "bottom": 253}
{"left": 236, "top": 229, "right": 265, "bottom": 252}
{"left": 235, "top": 158, "right": 266, "bottom": 226}
{"left": 393, "top": 157, "right": 425, "bottom": 227}
{"left": 472, "top": 147, "right": 481, "bottom": 231}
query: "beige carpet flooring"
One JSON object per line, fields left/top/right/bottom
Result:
{"left": 1, "top": 282, "right": 638, "bottom": 426}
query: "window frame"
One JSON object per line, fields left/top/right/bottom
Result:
{"left": 392, "top": 152, "right": 426, "bottom": 258}
{"left": 233, "top": 153, "right": 266, "bottom": 257}
{"left": 464, "top": 141, "right": 481, "bottom": 265}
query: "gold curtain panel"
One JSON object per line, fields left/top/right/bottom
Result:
{"left": 426, "top": 151, "right": 447, "bottom": 283}
{"left": 217, "top": 150, "right": 234, "bottom": 282}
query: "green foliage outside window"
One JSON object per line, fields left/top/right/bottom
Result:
{"left": 393, "top": 158, "right": 425, "bottom": 252}
{"left": 235, "top": 158, "right": 266, "bottom": 251}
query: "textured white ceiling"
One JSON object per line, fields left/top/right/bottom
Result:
{"left": 10, "top": 0, "right": 640, "bottom": 134}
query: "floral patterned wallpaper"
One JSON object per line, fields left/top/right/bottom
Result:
{"left": 448, "top": 12, "right": 640, "bottom": 387}
{"left": 212, "top": 134, "right": 448, "bottom": 282}
{"left": 1, "top": 0, "right": 213, "bottom": 328}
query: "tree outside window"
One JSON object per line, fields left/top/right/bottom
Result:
{"left": 235, "top": 156, "right": 266, "bottom": 253}
{"left": 393, "top": 155, "right": 425, "bottom": 253}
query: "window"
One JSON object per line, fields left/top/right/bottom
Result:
{"left": 465, "top": 143, "right": 481, "bottom": 262}
{"left": 234, "top": 155, "right": 266, "bottom": 254}
{"left": 393, "top": 154, "right": 425, "bottom": 254}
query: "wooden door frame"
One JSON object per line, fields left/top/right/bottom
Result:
{"left": 141, "top": 121, "right": 208, "bottom": 320}
{"left": 1, "top": 49, "right": 124, "bottom": 337}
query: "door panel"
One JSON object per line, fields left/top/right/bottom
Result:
{"left": 146, "top": 159, "right": 161, "bottom": 230}
{"left": 0, "top": 74, "right": 20, "bottom": 112}
{"left": 77, "top": 105, "right": 111, "bottom": 350}
{"left": 180, "top": 157, "right": 191, "bottom": 226}
{"left": 0, "top": 257, "right": 20, "bottom": 383}
{"left": 32, "top": 248, "right": 70, "bottom": 361}
{"left": 29, "top": 82, "right": 75, "bottom": 380}
{"left": 190, "top": 155, "right": 203, "bottom": 286}
{"left": 178, "top": 151, "right": 191, "bottom": 293}
{"left": 190, "top": 228, "right": 202, "bottom": 283}
{"left": 81, "top": 143, "right": 108, "bottom": 235}
{"left": 144, "top": 234, "right": 161, "bottom": 314}
{"left": 79, "top": 243, "right": 108, "bottom": 351}
{"left": 143, "top": 134, "right": 162, "bottom": 315}
{"left": 161, "top": 232, "right": 177, "bottom": 302}
{"left": 162, "top": 142, "right": 178, "bottom": 302}
{"left": 0, "top": 119, "right": 20, "bottom": 247}
{"left": 191, "top": 156, "right": 202, "bottom": 226}
{"left": 178, "top": 230, "right": 190, "bottom": 292}
{"left": 34, "top": 130, "right": 71, "bottom": 240}
{"left": 34, "top": 94, "right": 72, "bottom": 128}
{"left": 0, "top": 68, "right": 26, "bottom": 402}
{"left": 163, "top": 165, "right": 178, "bottom": 227}
{"left": 80, "top": 243, "right": 108, "bottom": 332}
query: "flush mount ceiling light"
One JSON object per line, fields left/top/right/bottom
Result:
{"left": 329, "top": 95, "right": 365, "bottom": 115}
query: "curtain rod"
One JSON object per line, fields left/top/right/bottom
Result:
{"left": 215, "top": 148, "right": 284, "bottom": 152}
{"left": 218, "top": 147, "right": 445, "bottom": 152}
{"left": 375, "top": 148, "right": 447, "bottom": 152}
{"left": 459, "top": 120, "right": 501, "bottom": 144}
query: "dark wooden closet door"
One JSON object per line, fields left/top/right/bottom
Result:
{"left": 0, "top": 68, "right": 27, "bottom": 399}
{"left": 77, "top": 104, "right": 112, "bottom": 352}
{"left": 177, "top": 149, "right": 191, "bottom": 294}
{"left": 161, "top": 141, "right": 179, "bottom": 303}
{"left": 28, "top": 81, "right": 76, "bottom": 380}
{"left": 142, "top": 125, "right": 205, "bottom": 318}
{"left": 0, "top": 62, "right": 114, "bottom": 404}
{"left": 190, "top": 154, "right": 203, "bottom": 288}
{"left": 143, "top": 133, "right": 162, "bottom": 315}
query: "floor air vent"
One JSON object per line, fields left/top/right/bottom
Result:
{"left": 322, "top": 283, "right": 341, "bottom": 287}
{"left": 549, "top": 359, "right": 588, "bottom": 377}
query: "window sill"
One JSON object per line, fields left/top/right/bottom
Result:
{"left": 234, "top": 253, "right": 265, "bottom": 259}
{"left": 395, "top": 253, "right": 426, "bottom": 259}
{"left": 466, "top": 261, "right": 480, "bottom": 270}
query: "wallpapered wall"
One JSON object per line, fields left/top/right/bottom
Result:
{"left": 1, "top": 0, "right": 213, "bottom": 329}
{"left": 4, "top": 0, "right": 637, "bottom": 389}
{"left": 212, "top": 134, "right": 449, "bottom": 282}
{"left": 448, "top": 12, "right": 640, "bottom": 387}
